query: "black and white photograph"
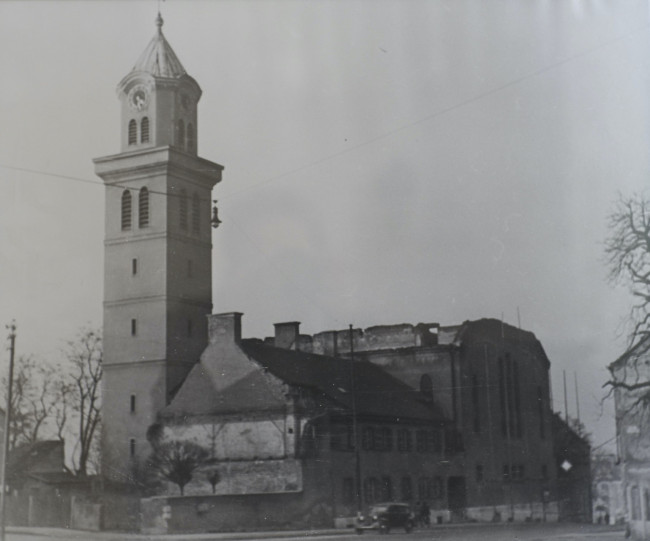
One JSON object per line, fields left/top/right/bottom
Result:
{"left": 0, "top": 1, "right": 649, "bottom": 539}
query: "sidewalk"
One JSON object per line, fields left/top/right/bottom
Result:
{"left": 8, "top": 526, "right": 346, "bottom": 541}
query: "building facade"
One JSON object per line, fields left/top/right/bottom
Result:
{"left": 610, "top": 353, "right": 650, "bottom": 539}
{"left": 94, "top": 14, "right": 223, "bottom": 483}
{"left": 97, "top": 17, "right": 590, "bottom": 533}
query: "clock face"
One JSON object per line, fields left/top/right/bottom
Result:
{"left": 128, "top": 85, "right": 149, "bottom": 111}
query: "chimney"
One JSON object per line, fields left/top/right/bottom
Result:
{"left": 207, "top": 312, "right": 243, "bottom": 345}
{"left": 274, "top": 321, "right": 300, "bottom": 350}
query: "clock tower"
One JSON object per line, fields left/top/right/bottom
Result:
{"left": 94, "top": 14, "right": 223, "bottom": 483}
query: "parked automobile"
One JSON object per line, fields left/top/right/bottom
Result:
{"left": 355, "top": 502, "right": 415, "bottom": 534}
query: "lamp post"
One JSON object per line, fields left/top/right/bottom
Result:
{"left": 0, "top": 322, "right": 16, "bottom": 541}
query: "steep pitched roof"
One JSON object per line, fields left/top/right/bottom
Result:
{"left": 132, "top": 13, "right": 187, "bottom": 78}
{"left": 7, "top": 440, "right": 65, "bottom": 477}
{"left": 240, "top": 340, "right": 446, "bottom": 423}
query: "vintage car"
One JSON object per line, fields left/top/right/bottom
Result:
{"left": 355, "top": 502, "right": 415, "bottom": 534}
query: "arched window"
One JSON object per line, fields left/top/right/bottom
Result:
{"left": 128, "top": 119, "right": 137, "bottom": 145}
{"left": 138, "top": 187, "right": 149, "bottom": 228}
{"left": 121, "top": 190, "right": 132, "bottom": 230}
{"left": 141, "top": 117, "right": 150, "bottom": 143}
{"left": 179, "top": 188, "right": 188, "bottom": 230}
{"left": 192, "top": 192, "right": 200, "bottom": 233}
{"left": 176, "top": 119, "right": 185, "bottom": 148}
{"left": 187, "top": 123, "right": 195, "bottom": 152}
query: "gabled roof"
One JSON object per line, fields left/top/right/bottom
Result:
{"left": 240, "top": 340, "right": 446, "bottom": 423}
{"left": 131, "top": 13, "right": 187, "bottom": 78}
{"left": 7, "top": 440, "right": 65, "bottom": 477}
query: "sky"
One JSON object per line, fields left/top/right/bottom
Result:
{"left": 1, "top": 0, "right": 649, "bottom": 451}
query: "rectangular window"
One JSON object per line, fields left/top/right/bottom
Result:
{"left": 541, "top": 464, "right": 548, "bottom": 480}
{"left": 401, "top": 476, "right": 413, "bottom": 501}
{"left": 382, "top": 427, "right": 393, "bottom": 451}
{"left": 342, "top": 477, "right": 354, "bottom": 504}
{"left": 129, "top": 438, "right": 136, "bottom": 457}
{"left": 416, "top": 430, "right": 427, "bottom": 452}
{"left": 131, "top": 318, "right": 137, "bottom": 336}
{"left": 502, "top": 464, "right": 510, "bottom": 481}
{"left": 537, "top": 386, "right": 545, "bottom": 439}
{"left": 381, "top": 476, "right": 392, "bottom": 501}
{"left": 476, "top": 464, "right": 484, "bottom": 482}
{"left": 362, "top": 427, "right": 374, "bottom": 451}
{"left": 132, "top": 258, "right": 138, "bottom": 276}
{"left": 472, "top": 374, "right": 481, "bottom": 433}
{"left": 397, "top": 429, "right": 412, "bottom": 452}
{"left": 130, "top": 394, "right": 136, "bottom": 413}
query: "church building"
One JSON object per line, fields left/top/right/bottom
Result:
{"left": 94, "top": 16, "right": 590, "bottom": 533}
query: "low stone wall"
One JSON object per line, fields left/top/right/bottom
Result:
{"left": 465, "top": 501, "right": 559, "bottom": 523}
{"left": 70, "top": 496, "right": 102, "bottom": 531}
{"left": 141, "top": 491, "right": 333, "bottom": 534}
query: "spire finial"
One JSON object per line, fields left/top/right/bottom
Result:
{"left": 155, "top": 11, "right": 164, "bottom": 33}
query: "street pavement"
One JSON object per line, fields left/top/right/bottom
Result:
{"left": 5, "top": 522, "right": 627, "bottom": 541}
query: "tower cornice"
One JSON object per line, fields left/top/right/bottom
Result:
{"left": 94, "top": 146, "right": 223, "bottom": 187}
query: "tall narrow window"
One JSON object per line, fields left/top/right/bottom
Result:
{"left": 140, "top": 117, "right": 150, "bottom": 143}
{"left": 401, "top": 476, "right": 413, "bottom": 501}
{"left": 472, "top": 375, "right": 481, "bottom": 433}
{"left": 537, "top": 386, "right": 545, "bottom": 439}
{"left": 192, "top": 192, "right": 200, "bottom": 233}
{"left": 187, "top": 122, "right": 195, "bottom": 152}
{"left": 129, "top": 438, "right": 136, "bottom": 457}
{"left": 179, "top": 189, "right": 188, "bottom": 230}
{"left": 128, "top": 119, "right": 137, "bottom": 145}
{"left": 132, "top": 258, "right": 138, "bottom": 276}
{"left": 121, "top": 190, "right": 132, "bottom": 230}
{"left": 176, "top": 119, "right": 185, "bottom": 148}
{"left": 476, "top": 464, "right": 484, "bottom": 482}
{"left": 130, "top": 394, "right": 136, "bottom": 413}
{"left": 138, "top": 187, "right": 149, "bottom": 228}
{"left": 131, "top": 318, "right": 137, "bottom": 336}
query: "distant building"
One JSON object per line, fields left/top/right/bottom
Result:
{"left": 610, "top": 351, "right": 650, "bottom": 539}
{"left": 591, "top": 453, "right": 624, "bottom": 525}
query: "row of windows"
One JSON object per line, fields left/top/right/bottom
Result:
{"left": 474, "top": 463, "right": 547, "bottom": 483}
{"left": 342, "top": 475, "right": 444, "bottom": 505}
{"left": 128, "top": 117, "right": 150, "bottom": 145}
{"left": 121, "top": 188, "right": 149, "bottom": 230}
{"left": 120, "top": 187, "right": 203, "bottom": 234}
{"left": 127, "top": 117, "right": 196, "bottom": 151}
{"left": 471, "top": 362, "right": 546, "bottom": 441}
{"left": 331, "top": 425, "right": 443, "bottom": 454}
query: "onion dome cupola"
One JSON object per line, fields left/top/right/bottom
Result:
{"left": 117, "top": 13, "right": 201, "bottom": 155}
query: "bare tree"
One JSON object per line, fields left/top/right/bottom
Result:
{"left": 604, "top": 193, "right": 650, "bottom": 413}
{"left": 1, "top": 356, "right": 57, "bottom": 450}
{"left": 59, "top": 328, "right": 103, "bottom": 476}
{"left": 147, "top": 440, "right": 210, "bottom": 495}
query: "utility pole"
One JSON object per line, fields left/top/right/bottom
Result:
{"left": 0, "top": 322, "right": 16, "bottom": 541}
{"left": 349, "top": 324, "right": 362, "bottom": 516}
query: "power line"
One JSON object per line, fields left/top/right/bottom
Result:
{"left": 0, "top": 19, "right": 646, "bottom": 205}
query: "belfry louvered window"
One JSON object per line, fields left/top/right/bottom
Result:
{"left": 138, "top": 187, "right": 149, "bottom": 228}
{"left": 179, "top": 188, "right": 188, "bottom": 230}
{"left": 141, "top": 117, "right": 150, "bottom": 143}
{"left": 187, "top": 123, "right": 195, "bottom": 152}
{"left": 192, "top": 192, "right": 200, "bottom": 233}
{"left": 128, "top": 119, "right": 137, "bottom": 145}
{"left": 176, "top": 119, "right": 185, "bottom": 148}
{"left": 121, "top": 190, "right": 132, "bottom": 230}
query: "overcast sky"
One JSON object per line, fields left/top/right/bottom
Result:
{"left": 1, "top": 0, "right": 649, "bottom": 451}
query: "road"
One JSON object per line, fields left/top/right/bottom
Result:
{"left": 5, "top": 523, "right": 627, "bottom": 541}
